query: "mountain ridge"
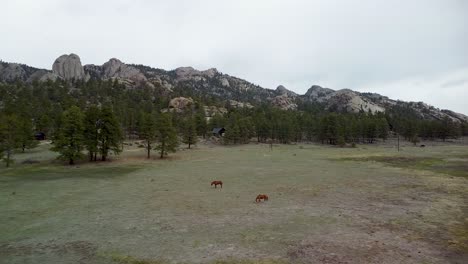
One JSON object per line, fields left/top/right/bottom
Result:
{"left": 1, "top": 53, "right": 467, "bottom": 123}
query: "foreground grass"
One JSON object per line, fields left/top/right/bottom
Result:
{"left": 1, "top": 142, "right": 467, "bottom": 263}
{"left": 107, "top": 253, "right": 287, "bottom": 264}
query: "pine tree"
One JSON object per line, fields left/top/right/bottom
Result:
{"left": 51, "top": 106, "right": 85, "bottom": 165}
{"left": 208, "top": 114, "right": 226, "bottom": 130}
{"left": 350, "top": 117, "right": 360, "bottom": 143}
{"left": 238, "top": 117, "right": 254, "bottom": 143}
{"left": 139, "top": 112, "right": 158, "bottom": 158}
{"left": 156, "top": 113, "right": 179, "bottom": 158}
{"left": 83, "top": 105, "right": 101, "bottom": 161}
{"left": 36, "top": 114, "right": 52, "bottom": 139}
{"left": 195, "top": 111, "right": 208, "bottom": 138}
{"left": 224, "top": 124, "right": 241, "bottom": 144}
{"left": 363, "top": 117, "right": 378, "bottom": 143}
{"left": 98, "top": 106, "right": 123, "bottom": 161}
{"left": 377, "top": 118, "right": 389, "bottom": 141}
{"left": 18, "top": 116, "right": 38, "bottom": 152}
{"left": 0, "top": 114, "right": 22, "bottom": 167}
{"left": 182, "top": 116, "right": 198, "bottom": 149}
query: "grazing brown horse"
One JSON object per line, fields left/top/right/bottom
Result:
{"left": 256, "top": 194, "right": 269, "bottom": 202}
{"left": 211, "top": 181, "right": 223, "bottom": 188}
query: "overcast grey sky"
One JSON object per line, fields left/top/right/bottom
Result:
{"left": 1, "top": 0, "right": 467, "bottom": 114}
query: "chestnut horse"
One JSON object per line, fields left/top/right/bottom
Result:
{"left": 211, "top": 181, "right": 223, "bottom": 188}
{"left": 256, "top": 194, "right": 269, "bottom": 202}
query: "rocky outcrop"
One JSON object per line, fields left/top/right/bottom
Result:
{"left": 83, "top": 58, "right": 150, "bottom": 88}
{"left": 175, "top": 67, "right": 218, "bottom": 81}
{"left": 0, "top": 62, "right": 57, "bottom": 82}
{"left": 441, "top": 110, "right": 468, "bottom": 123}
{"left": 270, "top": 94, "right": 298, "bottom": 110}
{"left": 163, "top": 97, "right": 228, "bottom": 121}
{"left": 220, "top": 78, "right": 230, "bottom": 87}
{"left": 101, "top": 58, "right": 147, "bottom": 82}
{"left": 305, "top": 85, "right": 384, "bottom": 113}
{"left": 204, "top": 105, "right": 228, "bottom": 121}
{"left": 330, "top": 89, "right": 385, "bottom": 113}
{"left": 276, "top": 85, "right": 297, "bottom": 97}
{"left": 271, "top": 85, "right": 298, "bottom": 110}
{"left": 0, "top": 63, "right": 27, "bottom": 82}
{"left": 52, "top": 54, "right": 87, "bottom": 80}
{"left": 228, "top": 100, "right": 254, "bottom": 109}
{"left": 167, "top": 97, "right": 194, "bottom": 113}
{"left": 29, "top": 70, "right": 58, "bottom": 82}
{"left": 305, "top": 85, "right": 335, "bottom": 100}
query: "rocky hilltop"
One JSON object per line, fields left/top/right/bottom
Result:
{"left": 52, "top": 54, "right": 87, "bottom": 80}
{"left": 1, "top": 54, "right": 467, "bottom": 123}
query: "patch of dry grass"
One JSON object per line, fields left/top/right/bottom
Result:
{"left": 341, "top": 155, "right": 468, "bottom": 178}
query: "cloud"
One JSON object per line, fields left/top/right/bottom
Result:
{"left": 0, "top": 0, "right": 467, "bottom": 113}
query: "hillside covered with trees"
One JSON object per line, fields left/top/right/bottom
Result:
{"left": 0, "top": 78, "right": 466, "bottom": 167}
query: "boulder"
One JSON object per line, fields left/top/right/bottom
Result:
{"left": 168, "top": 97, "right": 194, "bottom": 113}
{"left": 220, "top": 78, "right": 230, "bottom": 87}
{"left": 52, "top": 53, "right": 86, "bottom": 80}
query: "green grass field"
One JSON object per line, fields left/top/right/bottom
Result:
{"left": 1, "top": 141, "right": 467, "bottom": 263}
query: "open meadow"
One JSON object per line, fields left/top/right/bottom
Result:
{"left": 1, "top": 140, "right": 467, "bottom": 264}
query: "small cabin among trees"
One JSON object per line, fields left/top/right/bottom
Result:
{"left": 212, "top": 127, "right": 225, "bottom": 137}
{"left": 34, "top": 132, "right": 46, "bottom": 141}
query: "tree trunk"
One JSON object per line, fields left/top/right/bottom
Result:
{"left": 69, "top": 158, "right": 74, "bottom": 165}
{"left": 160, "top": 141, "right": 165, "bottom": 159}
{"left": 397, "top": 134, "right": 400, "bottom": 152}
{"left": 147, "top": 143, "right": 151, "bottom": 159}
{"left": 6, "top": 150, "right": 11, "bottom": 168}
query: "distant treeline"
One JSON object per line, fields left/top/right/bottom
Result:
{"left": 0, "top": 80, "right": 466, "bottom": 166}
